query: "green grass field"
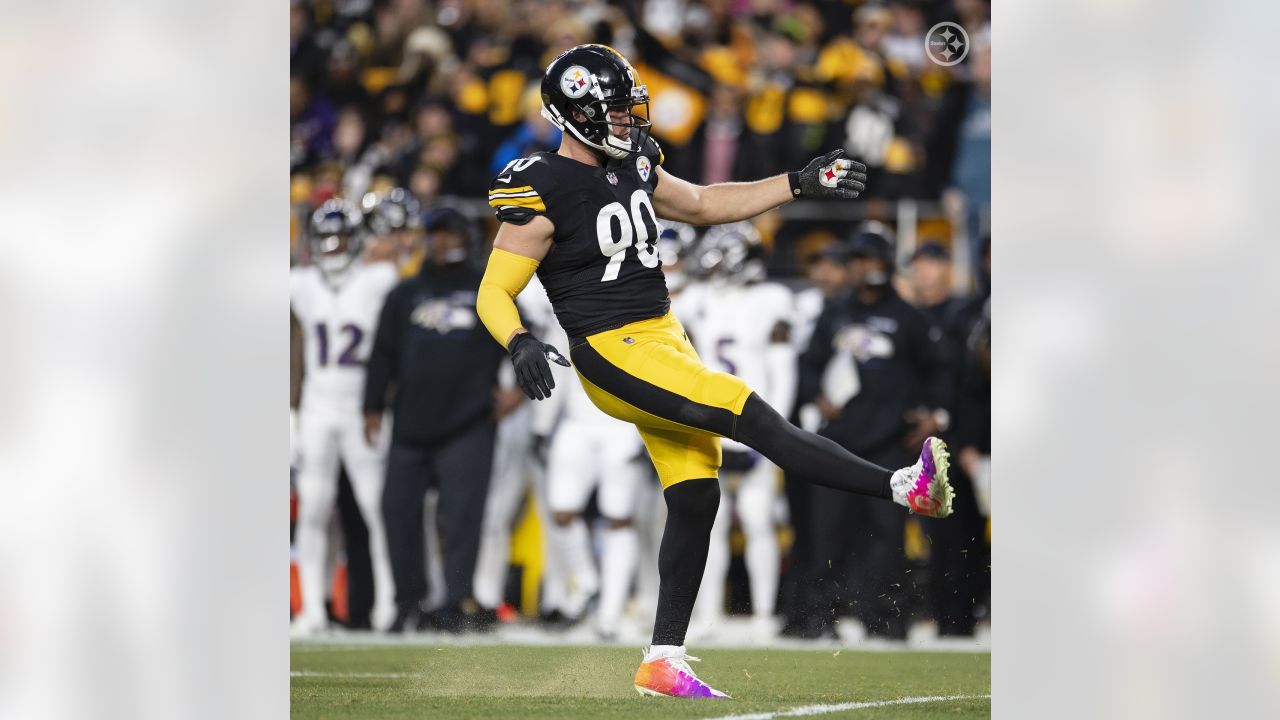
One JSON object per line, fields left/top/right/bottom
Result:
{"left": 291, "top": 644, "right": 990, "bottom": 719}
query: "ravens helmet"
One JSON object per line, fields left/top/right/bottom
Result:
{"left": 540, "top": 44, "right": 652, "bottom": 160}
{"left": 692, "top": 222, "right": 767, "bottom": 284}
{"left": 361, "top": 187, "right": 422, "bottom": 238}
{"left": 656, "top": 221, "right": 700, "bottom": 293}
{"left": 657, "top": 221, "right": 698, "bottom": 269}
{"left": 309, "top": 198, "right": 364, "bottom": 281}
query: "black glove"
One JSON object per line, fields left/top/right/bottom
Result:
{"left": 507, "top": 331, "right": 570, "bottom": 401}
{"left": 788, "top": 149, "right": 868, "bottom": 200}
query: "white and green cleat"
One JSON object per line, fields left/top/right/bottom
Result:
{"left": 890, "top": 436, "right": 954, "bottom": 518}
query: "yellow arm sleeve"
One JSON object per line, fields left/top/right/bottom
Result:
{"left": 477, "top": 247, "right": 541, "bottom": 349}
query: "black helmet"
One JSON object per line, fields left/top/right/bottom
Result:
{"left": 693, "top": 222, "right": 767, "bottom": 284}
{"left": 309, "top": 198, "right": 365, "bottom": 280}
{"left": 540, "top": 44, "right": 651, "bottom": 160}
{"left": 360, "top": 187, "right": 421, "bottom": 237}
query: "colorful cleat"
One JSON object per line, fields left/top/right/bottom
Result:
{"left": 633, "top": 646, "right": 731, "bottom": 699}
{"left": 890, "top": 436, "right": 955, "bottom": 518}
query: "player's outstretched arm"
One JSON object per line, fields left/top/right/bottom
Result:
{"left": 652, "top": 149, "right": 867, "bottom": 226}
{"left": 476, "top": 216, "right": 569, "bottom": 400}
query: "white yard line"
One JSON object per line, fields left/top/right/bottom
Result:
{"left": 290, "top": 670, "right": 410, "bottom": 679}
{"left": 703, "top": 694, "right": 991, "bottom": 720}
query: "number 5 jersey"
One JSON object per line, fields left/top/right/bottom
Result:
{"left": 488, "top": 137, "right": 669, "bottom": 339}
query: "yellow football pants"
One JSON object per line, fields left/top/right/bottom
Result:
{"left": 568, "top": 311, "right": 754, "bottom": 488}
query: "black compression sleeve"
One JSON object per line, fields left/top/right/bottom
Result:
{"left": 735, "top": 393, "right": 893, "bottom": 499}
{"left": 651, "top": 479, "right": 719, "bottom": 646}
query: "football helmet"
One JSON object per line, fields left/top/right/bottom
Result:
{"left": 361, "top": 187, "right": 421, "bottom": 238}
{"left": 656, "top": 221, "right": 699, "bottom": 292}
{"left": 540, "top": 44, "right": 652, "bottom": 160}
{"left": 692, "top": 221, "right": 766, "bottom": 284}
{"left": 309, "top": 198, "right": 364, "bottom": 281}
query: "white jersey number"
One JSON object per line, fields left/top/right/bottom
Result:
{"left": 597, "top": 189, "right": 660, "bottom": 282}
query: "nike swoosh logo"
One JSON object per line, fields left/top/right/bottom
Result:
{"left": 497, "top": 175, "right": 512, "bottom": 183}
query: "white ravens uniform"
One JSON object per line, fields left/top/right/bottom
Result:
{"left": 685, "top": 279, "right": 797, "bottom": 639}
{"left": 472, "top": 275, "right": 561, "bottom": 613}
{"left": 290, "top": 260, "right": 399, "bottom": 632}
{"left": 535, "top": 287, "right": 647, "bottom": 633}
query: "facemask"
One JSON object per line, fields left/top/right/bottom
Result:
{"left": 318, "top": 252, "right": 354, "bottom": 279}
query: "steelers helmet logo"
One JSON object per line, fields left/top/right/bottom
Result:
{"left": 925, "top": 22, "right": 969, "bottom": 67}
{"left": 560, "top": 65, "right": 591, "bottom": 99}
{"left": 636, "top": 155, "right": 652, "bottom": 182}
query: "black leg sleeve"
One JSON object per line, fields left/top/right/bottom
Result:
{"left": 735, "top": 393, "right": 894, "bottom": 500}
{"left": 651, "top": 478, "right": 720, "bottom": 647}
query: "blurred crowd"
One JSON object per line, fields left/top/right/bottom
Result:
{"left": 292, "top": 0, "right": 991, "bottom": 282}
{"left": 290, "top": 0, "right": 991, "bottom": 644}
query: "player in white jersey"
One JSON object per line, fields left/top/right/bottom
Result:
{"left": 471, "top": 274, "right": 563, "bottom": 625}
{"left": 683, "top": 222, "right": 797, "bottom": 642}
{"left": 290, "top": 199, "right": 400, "bottom": 635}
{"left": 533, "top": 286, "right": 648, "bottom": 639}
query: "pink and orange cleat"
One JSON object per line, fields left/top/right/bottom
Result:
{"left": 890, "top": 436, "right": 955, "bottom": 518}
{"left": 634, "top": 646, "right": 730, "bottom": 699}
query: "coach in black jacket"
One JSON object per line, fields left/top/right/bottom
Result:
{"left": 364, "top": 208, "right": 504, "bottom": 633}
{"left": 788, "top": 230, "right": 952, "bottom": 640}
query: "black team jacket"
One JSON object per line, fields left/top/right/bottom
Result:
{"left": 363, "top": 261, "right": 505, "bottom": 447}
{"left": 797, "top": 286, "right": 952, "bottom": 457}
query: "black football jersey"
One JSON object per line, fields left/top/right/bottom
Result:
{"left": 488, "top": 138, "right": 669, "bottom": 339}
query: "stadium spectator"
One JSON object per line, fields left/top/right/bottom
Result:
{"left": 490, "top": 84, "right": 564, "bottom": 176}
{"left": 788, "top": 228, "right": 951, "bottom": 640}
{"left": 364, "top": 207, "right": 505, "bottom": 633}
{"left": 928, "top": 234, "right": 991, "bottom": 634}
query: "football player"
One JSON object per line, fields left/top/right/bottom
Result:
{"left": 538, "top": 304, "right": 647, "bottom": 641}
{"left": 471, "top": 277, "right": 554, "bottom": 628}
{"left": 475, "top": 45, "right": 953, "bottom": 698}
{"left": 683, "top": 222, "right": 795, "bottom": 644}
{"left": 290, "top": 199, "right": 399, "bottom": 635}
{"left": 361, "top": 188, "right": 425, "bottom": 276}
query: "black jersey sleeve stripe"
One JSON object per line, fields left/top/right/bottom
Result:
{"left": 569, "top": 341, "right": 736, "bottom": 438}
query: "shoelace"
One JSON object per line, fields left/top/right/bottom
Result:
{"left": 665, "top": 654, "right": 702, "bottom": 677}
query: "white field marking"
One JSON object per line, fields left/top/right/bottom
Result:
{"left": 702, "top": 694, "right": 991, "bottom": 720}
{"left": 290, "top": 670, "right": 410, "bottom": 679}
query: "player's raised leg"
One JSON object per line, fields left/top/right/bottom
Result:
{"left": 569, "top": 314, "right": 954, "bottom": 518}
{"left": 735, "top": 394, "right": 955, "bottom": 518}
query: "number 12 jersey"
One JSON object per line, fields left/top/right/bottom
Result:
{"left": 488, "top": 137, "right": 669, "bottom": 339}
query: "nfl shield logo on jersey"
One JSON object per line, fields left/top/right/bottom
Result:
{"left": 636, "top": 155, "right": 652, "bottom": 182}
{"left": 606, "top": 171, "right": 618, "bottom": 185}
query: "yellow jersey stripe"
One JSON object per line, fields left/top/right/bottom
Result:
{"left": 488, "top": 196, "right": 547, "bottom": 212}
{"left": 487, "top": 185, "right": 535, "bottom": 195}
